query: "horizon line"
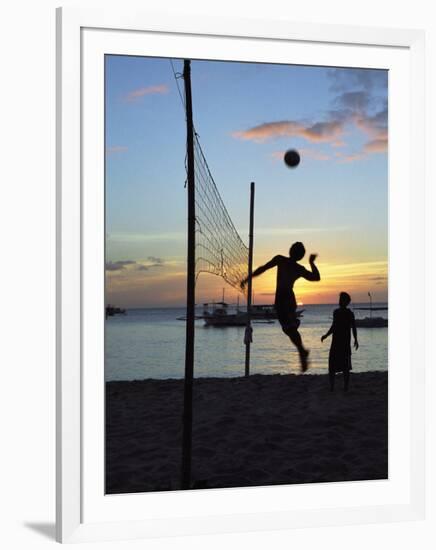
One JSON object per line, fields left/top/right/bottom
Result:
{"left": 111, "top": 301, "right": 389, "bottom": 310}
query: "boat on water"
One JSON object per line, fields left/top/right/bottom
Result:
{"left": 353, "top": 292, "right": 388, "bottom": 328}
{"left": 250, "top": 304, "right": 276, "bottom": 319}
{"left": 202, "top": 301, "right": 248, "bottom": 327}
{"left": 177, "top": 289, "right": 304, "bottom": 327}
{"left": 105, "top": 305, "right": 127, "bottom": 318}
{"left": 202, "top": 294, "right": 304, "bottom": 327}
{"left": 354, "top": 316, "right": 388, "bottom": 328}
{"left": 200, "top": 289, "right": 246, "bottom": 327}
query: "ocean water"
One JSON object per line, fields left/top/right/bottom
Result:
{"left": 105, "top": 304, "right": 388, "bottom": 381}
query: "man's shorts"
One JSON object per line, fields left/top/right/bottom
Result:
{"left": 275, "top": 302, "right": 300, "bottom": 331}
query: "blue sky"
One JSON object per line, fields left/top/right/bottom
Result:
{"left": 105, "top": 56, "right": 388, "bottom": 307}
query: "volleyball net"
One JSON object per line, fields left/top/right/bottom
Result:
{"left": 193, "top": 135, "right": 249, "bottom": 294}
{"left": 170, "top": 58, "right": 249, "bottom": 295}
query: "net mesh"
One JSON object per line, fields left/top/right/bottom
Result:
{"left": 170, "top": 59, "right": 249, "bottom": 294}
{"left": 193, "top": 135, "right": 249, "bottom": 293}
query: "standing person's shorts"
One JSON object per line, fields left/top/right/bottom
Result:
{"left": 328, "top": 343, "right": 352, "bottom": 373}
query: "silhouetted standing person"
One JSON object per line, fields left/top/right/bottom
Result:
{"left": 321, "top": 292, "right": 359, "bottom": 391}
{"left": 241, "top": 242, "right": 320, "bottom": 371}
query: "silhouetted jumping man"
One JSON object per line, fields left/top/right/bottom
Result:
{"left": 241, "top": 242, "right": 320, "bottom": 371}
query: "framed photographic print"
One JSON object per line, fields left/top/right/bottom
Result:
{"left": 56, "top": 7, "right": 425, "bottom": 543}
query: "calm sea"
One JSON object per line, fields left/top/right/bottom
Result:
{"left": 105, "top": 304, "right": 388, "bottom": 381}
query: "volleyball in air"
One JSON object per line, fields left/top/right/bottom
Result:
{"left": 284, "top": 149, "right": 301, "bottom": 168}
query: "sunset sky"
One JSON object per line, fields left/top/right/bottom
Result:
{"left": 105, "top": 56, "right": 388, "bottom": 308}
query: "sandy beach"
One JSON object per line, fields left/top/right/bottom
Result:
{"left": 106, "top": 371, "right": 388, "bottom": 494}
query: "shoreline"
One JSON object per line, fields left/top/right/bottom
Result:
{"left": 105, "top": 368, "right": 387, "bottom": 383}
{"left": 106, "top": 371, "right": 388, "bottom": 494}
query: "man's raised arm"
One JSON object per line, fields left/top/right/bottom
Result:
{"left": 241, "top": 255, "right": 281, "bottom": 290}
{"left": 300, "top": 253, "right": 321, "bottom": 282}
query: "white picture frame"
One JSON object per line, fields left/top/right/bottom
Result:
{"left": 56, "top": 6, "right": 425, "bottom": 543}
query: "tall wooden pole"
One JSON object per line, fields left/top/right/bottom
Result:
{"left": 245, "top": 182, "right": 255, "bottom": 377}
{"left": 181, "top": 59, "right": 195, "bottom": 490}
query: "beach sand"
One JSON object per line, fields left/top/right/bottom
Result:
{"left": 106, "top": 371, "right": 388, "bottom": 494}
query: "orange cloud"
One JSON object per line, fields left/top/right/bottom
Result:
{"left": 233, "top": 120, "right": 344, "bottom": 144}
{"left": 353, "top": 111, "right": 387, "bottom": 139}
{"left": 124, "top": 84, "right": 169, "bottom": 102}
{"left": 233, "top": 95, "right": 388, "bottom": 164}
{"left": 363, "top": 138, "right": 388, "bottom": 154}
{"left": 333, "top": 136, "right": 387, "bottom": 163}
{"left": 353, "top": 109, "right": 388, "bottom": 156}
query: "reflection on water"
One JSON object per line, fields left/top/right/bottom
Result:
{"left": 105, "top": 305, "right": 388, "bottom": 381}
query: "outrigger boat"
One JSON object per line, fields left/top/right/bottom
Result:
{"left": 178, "top": 287, "right": 305, "bottom": 327}
{"left": 250, "top": 304, "right": 276, "bottom": 319}
{"left": 250, "top": 292, "right": 304, "bottom": 321}
{"left": 202, "top": 301, "right": 248, "bottom": 327}
{"left": 354, "top": 292, "right": 388, "bottom": 328}
{"left": 201, "top": 290, "right": 304, "bottom": 327}
{"left": 105, "top": 304, "right": 127, "bottom": 318}
{"left": 202, "top": 290, "right": 247, "bottom": 327}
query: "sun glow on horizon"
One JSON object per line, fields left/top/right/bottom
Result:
{"left": 106, "top": 256, "right": 387, "bottom": 308}
{"left": 105, "top": 58, "right": 387, "bottom": 310}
